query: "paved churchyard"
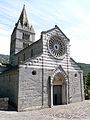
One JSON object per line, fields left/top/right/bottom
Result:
{"left": 0, "top": 100, "right": 90, "bottom": 120}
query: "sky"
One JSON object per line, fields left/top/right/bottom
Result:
{"left": 0, "top": 0, "right": 90, "bottom": 63}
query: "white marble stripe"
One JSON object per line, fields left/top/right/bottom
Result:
{"left": 20, "top": 64, "right": 81, "bottom": 71}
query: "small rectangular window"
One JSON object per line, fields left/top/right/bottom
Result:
{"left": 23, "top": 53, "right": 25, "bottom": 61}
{"left": 31, "top": 49, "right": 33, "bottom": 57}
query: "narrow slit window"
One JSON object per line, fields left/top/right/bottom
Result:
{"left": 31, "top": 49, "right": 33, "bottom": 57}
{"left": 23, "top": 53, "right": 25, "bottom": 61}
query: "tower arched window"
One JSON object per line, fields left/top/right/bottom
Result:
{"left": 22, "top": 33, "right": 30, "bottom": 40}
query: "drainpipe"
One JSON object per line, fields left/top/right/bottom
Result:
{"left": 42, "top": 56, "right": 44, "bottom": 107}
{"left": 79, "top": 71, "right": 83, "bottom": 101}
{"left": 66, "top": 44, "right": 69, "bottom": 104}
{"left": 66, "top": 79, "right": 68, "bottom": 104}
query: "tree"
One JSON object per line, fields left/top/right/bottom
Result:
{"left": 86, "top": 72, "right": 90, "bottom": 89}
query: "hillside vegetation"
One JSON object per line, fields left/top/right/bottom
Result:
{"left": 78, "top": 63, "right": 90, "bottom": 76}
{"left": 0, "top": 54, "right": 9, "bottom": 64}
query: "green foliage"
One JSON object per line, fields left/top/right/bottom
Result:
{"left": 0, "top": 54, "right": 9, "bottom": 64}
{"left": 78, "top": 63, "right": 90, "bottom": 76}
{"left": 86, "top": 72, "right": 90, "bottom": 87}
{"left": 77, "top": 63, "right": 90, "bottom": 99}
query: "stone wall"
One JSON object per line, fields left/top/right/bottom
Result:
{"left": 42, "top": 68, "right": 53, "bottom": 107}
{"left": 8, "top": 70, "right": 19, "bottom": 108}
{"left": 0, "top": 98, "right": 9, "bottom": 110}
{"left": 12, "top": 39, "right": 43, "bottom": 66}
{"left": 0, "top": 69, "right": 19, "bottom": 109}
{"left": 69, "top": 71, "right": 84, "bottom": 103}
{"left": 18, "top": 66, "right": 43, "bottom": 111}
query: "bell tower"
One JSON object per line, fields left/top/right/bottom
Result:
{"left": 10, "top": 5, "right": 35, "bottom": 64}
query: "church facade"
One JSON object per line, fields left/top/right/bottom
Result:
{"left": 0, "top": 5, "right": 84, "bottom": 111}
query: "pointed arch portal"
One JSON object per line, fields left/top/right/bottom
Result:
{"left": 49, "top": 66, "right": 68, "bottom": 107}
{"left": 53, "top": 73, "right": 64, "bottom": 105}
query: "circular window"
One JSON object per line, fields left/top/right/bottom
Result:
{"left": 75, "top": 73, "right": 77, "bottom": 77}
{"left": 48, "top": 36, "right": 66, "bottom": 59}
{"left": 32, "top": 70, "right": 37, "bottom": 75}
{"left": 54, "top": 44, "right": 59, "bottom": 51}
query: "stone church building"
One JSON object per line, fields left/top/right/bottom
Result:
{"left": 0, "top": 5, "right": 84, "bottom": 111}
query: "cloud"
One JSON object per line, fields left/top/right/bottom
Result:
{"left": 0, "top": 35, "right": 10, "bottom": 55}
{"left": 70, "top": 39, "right": 90, "bottom": 64}
{"left": 0, "top": 0, "right": 90, "bottom": 63}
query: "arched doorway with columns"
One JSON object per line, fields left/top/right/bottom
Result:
{"left": 49, "top": 66, "right": 68, "bottom": 107}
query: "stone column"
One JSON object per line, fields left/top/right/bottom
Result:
{"left": 50, "top": 77, "right": 53, "bottom": 108}
{"left": 66, "top": 79, "right": 68, "bottom": 104}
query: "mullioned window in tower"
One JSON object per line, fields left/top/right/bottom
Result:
{"left": 22, "top": 33, "right": 30, "bottom": 40}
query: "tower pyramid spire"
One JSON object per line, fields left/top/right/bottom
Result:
{"left": 19, "top": 4, "right": 29, "bottom": 28}
{"left": 10, "top": 5, "right": 35, "bottom": 61}
{"left": 15, "top": 5, "right": 35, "bottom": 33}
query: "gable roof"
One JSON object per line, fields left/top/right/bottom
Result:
{"left": 70, "top": 58, "right": 82, "bottom": 70}
{"left": 41, "top": 25, "right": 70, "bottom": 41}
